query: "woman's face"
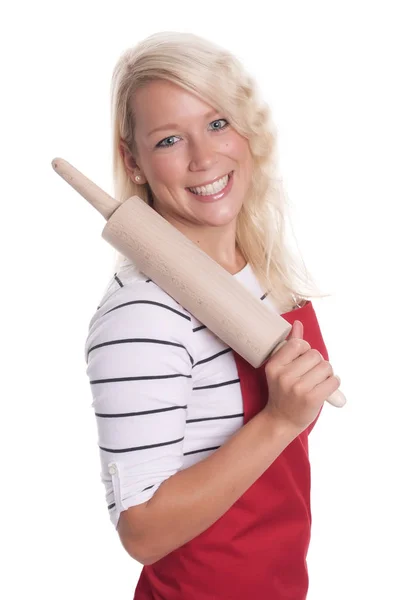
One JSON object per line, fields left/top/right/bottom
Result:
{"left": 126, "top": 79, "right": 253, "bottom": 238}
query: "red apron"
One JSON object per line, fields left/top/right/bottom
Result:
{"left": 133, "top": 300, "right": 328, "bottom": 599}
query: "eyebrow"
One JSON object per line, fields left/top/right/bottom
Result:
{"left": 147, "top": 109, "right": 220, "bottom": 137}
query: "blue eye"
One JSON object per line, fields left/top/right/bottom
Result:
{"left": 210, "top": 118, "right": 229, "bottom": 131}
{"left": 156, "top": 118, "right": 229, "bottom": 148}
{"left": 156, "top": 135, "right": 180, "bottom": 148}
{"left": 156, "top": 135, "right": 177, "bottom": 148}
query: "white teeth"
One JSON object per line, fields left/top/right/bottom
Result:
{"left": 189, "top": 174, "right": 229, "bottom": 195}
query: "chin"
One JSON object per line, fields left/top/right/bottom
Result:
{"left": 203, "top": 215, "right": 239, "bottom": 228}
{"left": 203, "top": 205, "right": 242, "bottom": 225}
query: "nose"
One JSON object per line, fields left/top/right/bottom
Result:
{"left": 188, "top": 137, "right": 217, "bottom": 172}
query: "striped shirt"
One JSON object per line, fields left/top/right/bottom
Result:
{"left": 84, "top": 258, "right": 283, "bottom": 529}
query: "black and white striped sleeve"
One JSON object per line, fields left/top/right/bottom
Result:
{"left": 84, "top": 281, "right": 194, "bottom": 529}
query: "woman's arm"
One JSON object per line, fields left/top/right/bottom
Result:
{"left": 85, "top": 278, "right": 194, "bottom": 548}
{"left": 121, "top": 409, "right": 297, "bottom": 565}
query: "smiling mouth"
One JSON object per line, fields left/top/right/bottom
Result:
{"left": 187, "top": 171, "right": 233, "bottom": 195}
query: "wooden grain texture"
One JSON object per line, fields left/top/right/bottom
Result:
{"left": 52, "top": 158, "right": 120, "bottom": 219}
{"left": 102, "top": 196, "right": 291, "bottom": 368}
{"left": 51, "top": 157, "right": 346, "bottom": 408}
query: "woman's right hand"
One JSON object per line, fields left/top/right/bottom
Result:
{"left": 263, "top": 320, "right": 341, "bottom": 434}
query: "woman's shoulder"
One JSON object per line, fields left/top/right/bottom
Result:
{"left": 87, "top": 259, "right": 193, "bottom": 334}
{"left": 84, "top": 265, "right": 194, "bottom": 364}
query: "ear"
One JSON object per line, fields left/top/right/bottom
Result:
{"left": 119, "top": 140, "right": 148, "bottom": 185}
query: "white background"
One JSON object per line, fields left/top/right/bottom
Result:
{"left": 1, "top": 1, "right": 399, "bottom": 598}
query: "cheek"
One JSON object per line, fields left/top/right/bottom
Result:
{"left": 225, "top": 135, "right": 252, "bottom": 162}
{"left": 239, "top": 141, "right": 253, "bottom": 171}
{"left": 150, "top": 156, "right": 183, "bottom": 188}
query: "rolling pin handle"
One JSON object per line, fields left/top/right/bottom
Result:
{"left": 265, "top": 339, "right": 347, "bottom": 408}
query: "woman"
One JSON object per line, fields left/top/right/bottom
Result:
{"left": 85, "top": 31, "right": 340, "bottom": 599}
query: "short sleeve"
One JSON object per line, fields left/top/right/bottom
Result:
{"left": 84, "top": 280, "right": 194, "bottom": 528}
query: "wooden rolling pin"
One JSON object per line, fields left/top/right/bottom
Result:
{"left": 52, "top": 157, "right": 346, "bottom": 408}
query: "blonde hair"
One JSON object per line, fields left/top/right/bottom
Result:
{"left": 109, "top": 31, "right": 331, "bottom": 312}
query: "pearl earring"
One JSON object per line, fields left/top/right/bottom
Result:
{"left": 135, "top": 175, "right": 141, "bottom": 182}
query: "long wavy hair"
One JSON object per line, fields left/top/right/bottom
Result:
{"left": 109, "top": 31, "right": 331, "bottom": 312}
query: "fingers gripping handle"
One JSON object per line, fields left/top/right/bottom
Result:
{"left": 51, "top": 157, "right": 346, "bottom": 409}
{"left": 269, "top": 340, "right": 347, "bottom": 408}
